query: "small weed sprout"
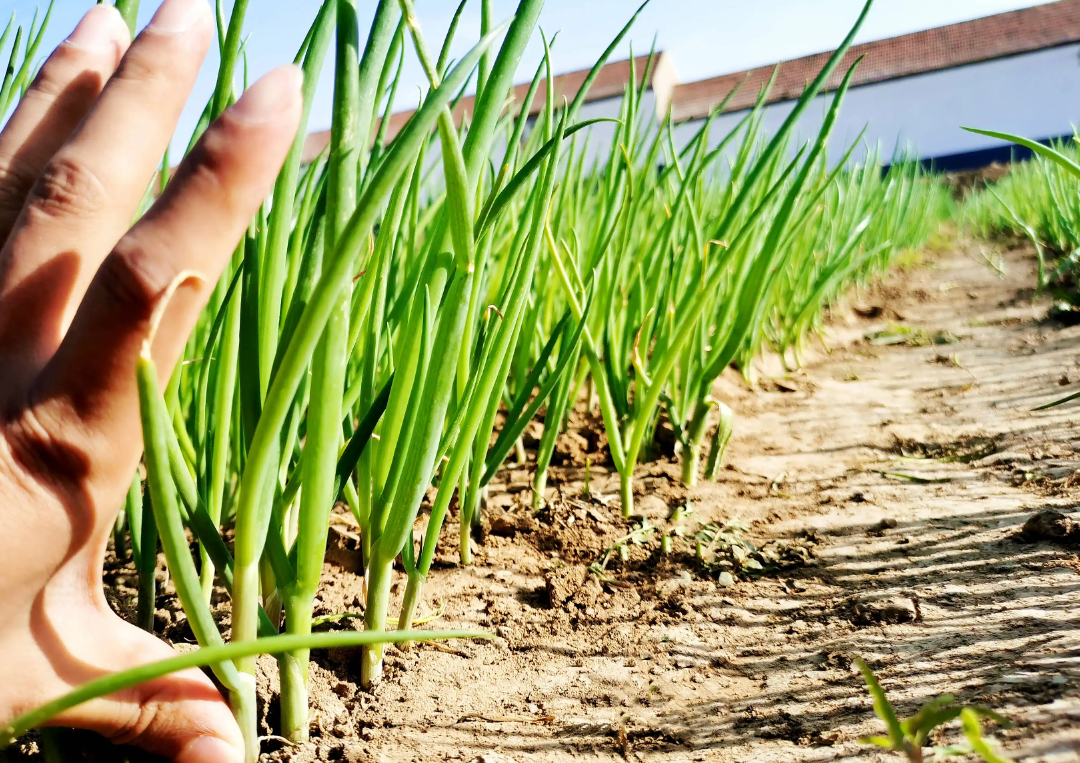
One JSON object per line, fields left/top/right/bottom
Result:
{"left": 856, "top": 658, "right": 1014, "bottom": 763}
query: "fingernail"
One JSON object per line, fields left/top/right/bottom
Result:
{"left": 147, "top": 0, "right": 207, "bottom": 35}
{"left": 178, "top": 736, "right": 243, "bottom": 763}
{"left": 229, "top": 65, "right": 303, "bottom": 124}
{"left": 66, "top": 5, "right": 126, "bottom": 52}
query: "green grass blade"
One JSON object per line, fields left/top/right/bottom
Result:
{"left": 114, "top": 0, "right": 138, "bottom": 37}
{"left": 461, "top": 0, "right": 544, "bottom": 187}
{"left": 14, "top": 0, "right": 51, "bottom": 93}
{"left": 476, "top": 118, "right": 620, "bottom": 237}
{"left": 960, "top": 709, "right": 1015, "bottom": 763}
{"left": 259, "top": 1, "right": 336, "bottom": 396}
{"left": 355, "top": 0, "right": 400, "bottom": 174}
{"left": 962, "top": 127, "right": 1080, "bottom": 181}
{"left": 855, "top": 658, "right": 906, "bottom": 748}
{"left": 567, "top": 0, "right": 650, "bottom": 122}
{"left": 483, "top": 290, "right": 593, "bottom": 484}
{"left": 137, "top": 344, "right": 243, "bottom": 693}
{"left": 0, "top": 26, "right": 25, "bottom": 117}
{"left": 436, "top": 0, "right": 469, "bottom": 76}
{"left": 0, "top": 630, "right": 489, "bottom": 747}
{"left": 210, "top": 0, "right": 251, "bottom": 119}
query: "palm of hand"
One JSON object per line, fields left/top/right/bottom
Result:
{"left": 0, "top": 1, "right": 300, "bottom": 761}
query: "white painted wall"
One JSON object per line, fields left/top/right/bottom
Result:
{"left": 513, "top": 91, "right": 659, "bottom": 173}
{"left": 573, "top": 91, "right": 660, "bottom": 171}
{"left": 672, "top": 43, "right": 1080, "bottom": 168}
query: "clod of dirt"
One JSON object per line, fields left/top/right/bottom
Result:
{"left": 850, "top": 593, "right": 919, "bottom": 625}
{"left": 756, "top": 537, "right": 818, "bottom": 570}
{"left": 552, "top": 431, "right": 591, "bottom": 466}
{"left": 853, "top": 304, "right": 885, "bottom": 319}
{"left": 948, "top": 161, "right": 1009, "bottom": 196}
{"left": 635, "top": 492, "right": 671, "bottom": 518}
{"left": 488, "top": 508, "right": 537, "bottom": 537}
{"left": 738, "top": 707, "right": 806, "bottom": 741}
{"left": 341, "top": 745, "right": 377, "bottom": 763}
{"left": 1018, "top": 509, "right": 1079, "bottom": 544}
{"left": 867, "top": 517, "right": 899, "bottom": 536}
{"left": 551, "top": 414, "right": 611, "bottom": 466}
{"left": 545, "top": 565, "right": 588, "bottom": 607}
{"left": 325, "top": 525, "right": 363, "bottom": 573}
{"left": 574, "top": 574, "right": 604, "bottom": 608}
{"left": 762, "top": 378, "right": 801, "bottom": 393}
{"left": 801, "top": 728, "right": 846, "bottom": 747}
{"left": 817, "top": 651, "right": 852, "bottom": 671}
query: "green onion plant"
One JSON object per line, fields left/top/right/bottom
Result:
{"left": 963, "top": 128, "right": 1080, "bottom": 296}
{"left": 0, "top": 2, "right": 52, "bottom": 119}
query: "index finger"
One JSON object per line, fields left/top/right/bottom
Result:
{"left": 0, "top": 0, "right": 214, "bottom": 376}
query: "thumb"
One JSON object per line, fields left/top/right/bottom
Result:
{"left": 47, "top": 616, "right": 245, "bottom": 763}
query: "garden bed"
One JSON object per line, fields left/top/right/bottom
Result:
{"left": 60, "top": 237, "right": 1078, "bottom": 762}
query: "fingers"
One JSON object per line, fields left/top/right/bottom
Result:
{"left": 46, "top": 613, "right": 244, "bottom": 763}
{"left": 31, "top": 65, "right": 303, "bottom": 491}
{"left": 0, "top": 6, "right": 129, "bottom": 242}
{"left": 0, "top": 0, "right": 214, "bottom": 375}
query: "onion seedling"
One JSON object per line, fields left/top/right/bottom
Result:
{"left": 543, "top": 0, "right": 878, "bottom": 513}
{"left": 0, "top": 2, "right": 51, "bottom": 118}
{"left": 963, "top": 127, "right": 1080, "bottom": 296}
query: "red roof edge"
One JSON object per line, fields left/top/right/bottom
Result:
{"left": 669, "top": 0, "right": 1080, "bottom": 123}
{"left": 301, "top": 51, "right": 678, "bottom": 164}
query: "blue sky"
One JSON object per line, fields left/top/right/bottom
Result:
{"left": 6, "top": 0, "right": 1050, "bottom": 151}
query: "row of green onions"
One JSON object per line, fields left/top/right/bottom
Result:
{"left": 963, "top": 128, "right": 1080, "bottom": 294}
{"left": 1, "top": 0, "right": 953, "bottom": 759}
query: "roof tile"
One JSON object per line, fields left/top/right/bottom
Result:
{"left": 302, "top": 53, "right": 668, "bottom": 164}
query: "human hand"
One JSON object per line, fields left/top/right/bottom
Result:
{"left": 0, "top": 1, "right": 301, "bottom": 761}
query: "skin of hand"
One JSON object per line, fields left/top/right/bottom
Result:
{"left": 0, "top": 1, "right": 302, "bottom": 761}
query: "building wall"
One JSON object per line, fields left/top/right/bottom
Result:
{"left": 671, "top": 43, "right": 1080, "bottom": 170}
{"left": 571, "top": 91, "right": 659, "bottom": 171}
